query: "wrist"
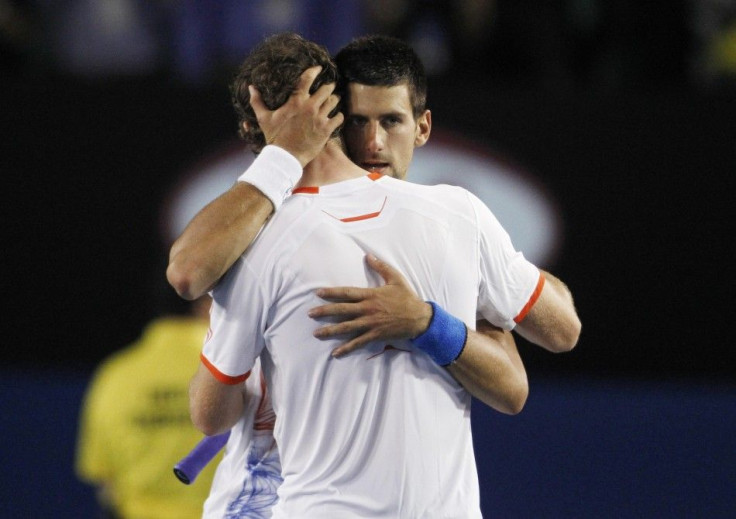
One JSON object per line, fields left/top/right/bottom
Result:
{"left": 238, "top": 145, "right": 302, "bottom": 210}
{"left": 412, "top": 302, "right": 433, "bottom": 339}
{"left": 410, "top": 302, "right": 468, "bottom": 366}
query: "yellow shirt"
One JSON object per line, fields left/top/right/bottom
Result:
{"left": 76, "top": 317, "right": 221, "bottom": 519}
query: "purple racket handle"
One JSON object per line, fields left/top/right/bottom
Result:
{"left": 174, "top": 431, "right": 230, "bottom": 484}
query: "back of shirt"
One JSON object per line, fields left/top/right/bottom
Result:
{"left": 204, "top": 175, "right": 539, "bottom": 518}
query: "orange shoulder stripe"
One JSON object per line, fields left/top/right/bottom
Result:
{"left": 200, "top": 353, "right": 250, "bottom": 385}
{"left": 513, "top": 272, "right": 546, "bottom": 323}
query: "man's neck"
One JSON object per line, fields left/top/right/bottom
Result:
{"left": 295, "top": 139, "right": 367, "bottom": 189}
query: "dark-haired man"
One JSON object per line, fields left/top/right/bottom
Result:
{"left": 185, "top": 32, "right": 572, "bottom": 518}
{"left": 169, "top": 35, "right": 578, "bottom": 357}
{"left": 175, "top": 34, "right": 579, "bottom": 517}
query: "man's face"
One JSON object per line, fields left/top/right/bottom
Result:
{"left": 342, "top": 83, "right": 431, "bottom": 180}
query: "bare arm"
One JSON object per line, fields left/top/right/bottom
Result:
{"left": 514, "top": 270, "right": 581, "bottom": 353}
{"left": 168, "top": 183, "right": 273, "bottom": 300}
{"left": 310, "top": 255, "right": 528, "bottom": 414}
{"left": 189, "top": 363, "right": 246, "bottom": 436}
{"left": 167, "top": 66, "right": 343, "bottom": 300}
{"left": 447, "top": 320, "right": 527, "bottom": 415}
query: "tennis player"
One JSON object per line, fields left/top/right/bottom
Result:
{"left": 187, "top": 33, "right": 579, "bottom": 518}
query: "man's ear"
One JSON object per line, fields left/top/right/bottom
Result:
{"left": 242, "top": 121, "right": 251, "bottom": 134}
{"left": 414, "top": 109, "right": 431, "bottom": 148}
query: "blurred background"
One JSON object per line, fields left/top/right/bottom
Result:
{"left": 2, "top": 0, "right": 735, "bottom": 516}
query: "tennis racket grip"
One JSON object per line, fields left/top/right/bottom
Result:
{"left": 173, "top": 430, "right": 230, "bottom": 484}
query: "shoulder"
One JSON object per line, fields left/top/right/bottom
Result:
{"left": 380, "top": 176, "right": 469, "bottom": 199}
{"left": 379, "top": 177, "right": 477, "bottom": 217}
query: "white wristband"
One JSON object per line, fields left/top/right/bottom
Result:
{"left": 237, "top": 145, "right": 302, "bottom": 210}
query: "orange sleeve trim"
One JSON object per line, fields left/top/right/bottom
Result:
{"left": 200, "top": 353, "right": 250, "bottom": 385}
{"left": 292, "top": 186, "right": 319, "bottom": 194}
{"left": 513, "top": 272, "right": 546, "bottom": 323}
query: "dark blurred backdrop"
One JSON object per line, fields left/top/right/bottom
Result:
{"left": 2, "top": 0, "right": 735, "bottom": 516}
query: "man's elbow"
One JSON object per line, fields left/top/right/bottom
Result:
{"left": 549, "top": 316, "right": 582, "bottom": 353}
{"left": 503, "top": 382, "right": 529, "bottom": 415}
{"left": 190, "top": 402, "right": 227, "bottom": 437}
{"left": 484, "top": 373, "right": 528, "bottom": 416}
{"left": 167, "top": 261, "right": 198, "bottom": 301}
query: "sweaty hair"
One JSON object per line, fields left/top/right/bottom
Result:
{"left": 335, "top": 35, "right": 427, "bottom": 118}
{"left": 230, "top": 33, "right": 338, "bottom": 153}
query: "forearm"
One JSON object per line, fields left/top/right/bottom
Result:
{"left": 167, "top": 182, "right": 273, "bottom": 300}
{"left": 189, "top": 364, "right": 246, "bottom": 436}
{"left": 167, "top": 145, "right": 305, "bottom": 300}
{"left": 446, "top": 320, "right": 528, "bottom": 414}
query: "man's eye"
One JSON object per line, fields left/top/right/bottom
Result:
{"left": 346, "top": 118, "right": 365, "bottom": 127}
{"left": 383, "top": 117, "right": 400, "bottom": 127}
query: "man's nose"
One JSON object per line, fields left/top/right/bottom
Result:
{"left": 366, "top": 122, "right": 385, "bottom": 153}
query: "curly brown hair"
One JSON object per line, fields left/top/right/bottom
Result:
{"left": 230, "top": 33, "right": 339, "bottom": 153}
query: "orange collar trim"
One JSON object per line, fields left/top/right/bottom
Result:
{"left": 292, "top": 173, "right": 384, "bottom": 195}
{"left": 292, "top": 186, "right": 319, "bottom": 194}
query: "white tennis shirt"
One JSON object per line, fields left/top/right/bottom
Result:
{"left": 202, "top": 359, "right": 281, "bottom": 518}
{"left": 203, "top": 172, "right": 541, "bottom": 518}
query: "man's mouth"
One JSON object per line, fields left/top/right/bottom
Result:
{"left": 361, "top": 162, "right": 390, "bottom": 174}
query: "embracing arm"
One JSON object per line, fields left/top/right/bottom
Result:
{"left": 168, "top": 184, "right": 273, "bottom": 300}
{"left": 310, "top": 255, "right": 528, "bottom": 414}
{"left": 189, "top": 363, "right": 247, "bottom": 436}
{"left": 167, "top": 66, "right": 343, "bottom": 300}
{"left": 446, "top": 320, "right": 527, "bottom": 414}
{"left": 514, "top": 270, "right": 581, "bottom": 353}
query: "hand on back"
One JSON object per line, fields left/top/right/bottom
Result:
{"left": 249, "top": 66, "right": 344, "bottom": 167}
{"left": 308, "top": 254, "right": 432, "bottom": 358}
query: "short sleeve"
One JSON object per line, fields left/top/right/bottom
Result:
{"left": 201, "top": 258, "right": 268, "bottom": 384}
{"left": 468, "top": 191, "right": 542, "bottom": 330}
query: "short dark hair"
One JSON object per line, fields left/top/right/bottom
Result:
{"left": 230, "top": 33, "right": 338, "bottom": 153}
{"left": 335, "top": 35, "right": 427, "bottom": 118}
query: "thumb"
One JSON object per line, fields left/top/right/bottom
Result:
{"left": 365, "top": 254, "right": 401, "bottom": 285}
{"left": 248, "top": 85, "right": 268, "bottom": 120}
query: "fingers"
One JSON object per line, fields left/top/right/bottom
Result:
{"left": 365, "top": 254, "right": 405, "bottom": 286}
{"left": 330, "top": 333, "right": 377, "bottom": 358}
{"left": 313, "top": 318, "right": 367, "bottom": 339}
{"left": 310, "top": 81, "right": 337, "bottom": 105}
{"left": 326, "top": 110, "right": 344, "bottom": 133}
{"left": 310, "top": 82, "right": 344, "bottom": 131}
{"left": 322, "top": 94, "right": 344, "bottom": 132}
{"left": 248, "top": 85, "right": 269, "bottom": 120}
{"left": 314, "top": 286, "right": 369, "bottom": 302}
{"left": 309, "top": 301, "right": 364, "bottom": 319}
{"left": 319, "top": 89, "right": 341, "bottom": 116}
{"left": 294, "top": 66, "right": 323, "bottom": 96}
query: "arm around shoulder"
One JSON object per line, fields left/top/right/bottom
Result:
{"left": 514, "top": 270, "right": 581, "bottom": 353}
{"left": 167, "top": 181, "right": 275, "bottom": 301}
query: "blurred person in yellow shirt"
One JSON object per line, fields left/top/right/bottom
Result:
{"left": 76, "top": 290, "right": 217, "bottom": 519}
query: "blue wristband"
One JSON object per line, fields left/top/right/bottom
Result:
{"left": 410, "top": 302, "right": 468, "bottom": 366}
